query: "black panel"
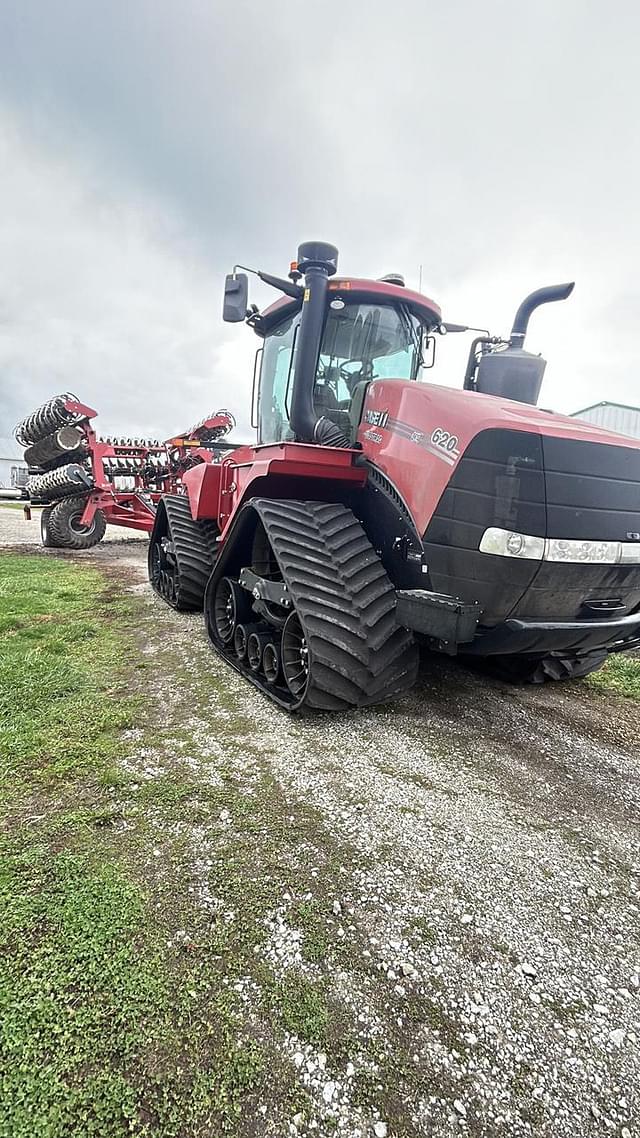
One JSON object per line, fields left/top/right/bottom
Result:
{"left": 423, "top": 429, "right": 545, "bottom": 622}
{"left": 542, "top": 436, "right": 640, "bottom": 541}
{"left": 422, "top": 427, "right": 640, "bottom": 625}
{"left": 509, "top": 562, "right": 640, "bottom": 620}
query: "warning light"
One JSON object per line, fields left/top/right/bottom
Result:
{"left": 290, "top": 261, "right": 298, "bottom": 273}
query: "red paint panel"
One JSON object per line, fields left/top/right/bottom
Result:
{"left": 183, "top": 461, "right": 223, "bottom": 520}
{"left": 183, "top": 442, "right": 366, "bottom": 531}
{"left": 359, "top": 380, "right": 640, "bottom": 535}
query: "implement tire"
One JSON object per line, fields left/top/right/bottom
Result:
{"left": 40, "top": 507, "right": 54, "bottom": 548}
{"left": 47, "top": 496, "right": 106, "bottom": 550}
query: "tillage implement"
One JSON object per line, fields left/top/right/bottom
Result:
{"left": 15, "top": 396, "right": 235, "bottom": 549}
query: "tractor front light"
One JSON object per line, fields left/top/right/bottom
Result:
{"left": 479, "top": 529, "right": 640, "bottom": 565}
{"left": 544, "top": 538, "right": 619, "bottom": 563}
{"left": 620, "top": 543, "right": 640, "bottom": 564}
{"left": 479, "top": 528, "right": 544, "bottom": 560}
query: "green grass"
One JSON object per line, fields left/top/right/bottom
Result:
{"left": 585, "top": 651, "right": 640, "bottom": 700}
{"left": 0, "top": 556, "right": 138, "bottom": 792}
{"left": 0, "top": 555, "right": 266, "bottom": 1137}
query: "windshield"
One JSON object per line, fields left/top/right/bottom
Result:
{"left": 258, "top": 300, "right": 425, "bottom": 444}
{"left": 317, "top": 301, "right": 424, "bottom": 400}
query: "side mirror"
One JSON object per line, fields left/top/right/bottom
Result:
{"left": 223, "top": 273, "right": 249, "bottom": 322}
{"left": 421, "top": 331, "right": 436, "bottom": 369}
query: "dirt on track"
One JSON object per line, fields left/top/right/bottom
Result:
{"left": 3, "top": 517, "right": 639, "bottom": 1138}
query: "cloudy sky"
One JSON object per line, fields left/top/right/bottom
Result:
{"left": 0, "top": 1, "right": 638, "bottom": 441}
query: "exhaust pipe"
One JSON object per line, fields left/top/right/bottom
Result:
{"left": 289, "top": 240, "right": 342, "bottom": 445}
{"left": 510, "top": 282, "right": 575, "bottom": 349}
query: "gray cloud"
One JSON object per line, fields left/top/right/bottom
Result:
{"left": 1, "top": 0, "right": 639, "bottom": 440}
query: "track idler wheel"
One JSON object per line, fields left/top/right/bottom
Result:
{"left": 281, "top": 612, "right": 309, "bottom": 700}
{"left": 262, "top": 642, "right": 281, "bottom": 685}
{"left": 211, "top": 577, "right": 252, "bottom": 645}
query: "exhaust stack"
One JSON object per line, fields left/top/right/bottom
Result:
{"left": 509, "top": 282, "right": 575, "bottom": 349}
{"left": 289, "top": 241, "right": 343, "bottom": 445}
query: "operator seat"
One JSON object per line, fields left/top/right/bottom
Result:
{"left": 313, "top": 380, "right": 351, "bottom": 437}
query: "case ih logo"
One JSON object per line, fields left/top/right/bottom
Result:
{"left": 364, "top": 409, "right": 389, "bottom": 429}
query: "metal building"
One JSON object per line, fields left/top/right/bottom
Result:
{"left": 571, "top": 401, "right": 640, "bottom": 441}
{"left": 0, "top": 435, "right": 28, "bottom": 490}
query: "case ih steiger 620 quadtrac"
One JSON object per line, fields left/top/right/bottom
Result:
{"left": 145, "top": 240, "right": 640, "bottom": 711}
{"left": 14, "top": 398, "right": 235, "bottom": 549}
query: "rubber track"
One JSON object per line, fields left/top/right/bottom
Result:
{"left": 154, "top": 494, "right": 218, "bottom": 611}
{"left": 251, "top": 499, "right": 418, "bottom": 710}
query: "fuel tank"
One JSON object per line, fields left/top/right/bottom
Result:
{"left": 358, "top": 380, "right": 640, "bottom": 629}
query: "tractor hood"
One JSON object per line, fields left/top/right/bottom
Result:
{"left": 359, "top": 379, "right": 640, "bottom": 536}
{"left": 358, "top": 379, "right": 640, "bottom": 627}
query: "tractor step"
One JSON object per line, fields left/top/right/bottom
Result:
{"left": 205, "top": 499, "right": 419, "bottom": 711}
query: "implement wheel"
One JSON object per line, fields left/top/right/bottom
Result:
{"left": 46, "top": 496, "right": 106, "bottom": 550}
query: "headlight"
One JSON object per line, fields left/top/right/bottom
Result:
{"left": 545, "top": 538, "right": 620, "bottom": 563}
{"left": 620, "top": 543, "right": 640, "bottom": 565}
{"left": 479, "top": 528, "right": 640, "bottom": 565}
{"left": 479, "top": 528, "right": 544, "bottom": 560}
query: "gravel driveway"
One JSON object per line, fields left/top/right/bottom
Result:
{"left": 3, "top": 511, "right": 639, "bottom": 1137}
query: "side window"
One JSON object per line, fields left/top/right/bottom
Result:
{"left": 259, "top": 313, "right": 300, "bottom": 443}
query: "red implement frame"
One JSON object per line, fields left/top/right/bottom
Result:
{"left": 33, "top": 398, "right": 236, "bottom": 533}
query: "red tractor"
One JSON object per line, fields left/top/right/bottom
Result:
{"left": 144, "top": 240, "right": 640, "bottom": 710}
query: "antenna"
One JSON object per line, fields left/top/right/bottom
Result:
{"left": 418, "top": 264, "right": 423, "bottom": 293}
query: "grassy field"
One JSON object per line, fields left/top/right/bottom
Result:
{"left": 2, "top": 551, "right": 639, "bottom": 1138}
{"left": 0, "top": 555, "right": 270, "bottom": 1137}
{"left": 585, "top": 650, "right": 640, "bottom": 699}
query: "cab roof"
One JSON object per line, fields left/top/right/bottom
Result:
{"left": 254, "top": 277, "right": 442, "bottom": 337}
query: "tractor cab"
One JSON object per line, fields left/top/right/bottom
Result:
{"left": 224, "top": 242, "right": 576, "bottom": 445}
{"left": 257, "top": 284, "right": 440, "bottom": 445}
{"left": 223, "top": 242, "right": 441, "bottom": 448}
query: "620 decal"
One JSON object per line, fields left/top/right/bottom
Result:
{"left": 430, "top": 427, "right": 459, "bottom": 454}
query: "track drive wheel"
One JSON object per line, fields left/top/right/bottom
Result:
{"left": 148, "top": 494, "right": 218, "bottom": 611}
{"left": 47, "top": 495, "right": 106, "bottom": 550}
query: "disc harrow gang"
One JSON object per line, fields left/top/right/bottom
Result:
{"left": 14, "top": 393, "right": 83, "bottom": 447}
{"left": 204, "top": 499, "right": 418, "bottom": 712}
{"left": 27, "top": 463, "right": 94, "bottom": 501}
{"left": 23, "top": 425, "right": 87, "bottom": 470}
